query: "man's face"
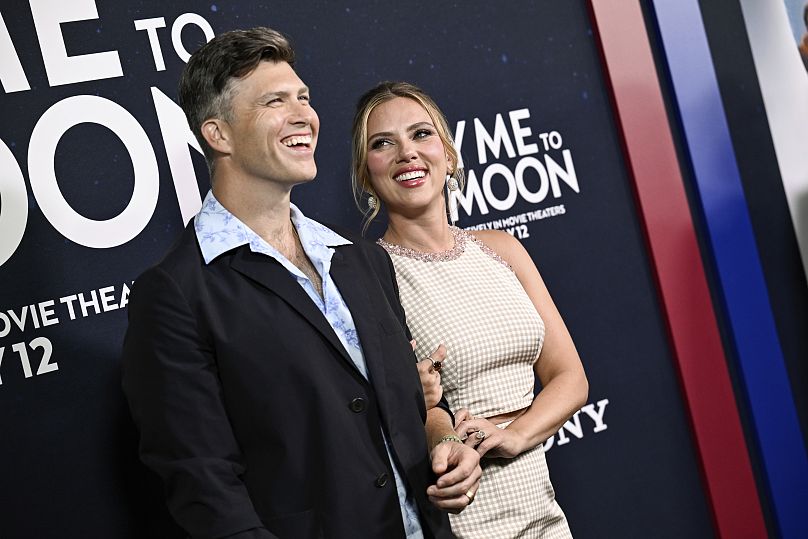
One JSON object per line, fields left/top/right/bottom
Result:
{"left": 223, "top": 61, "right": 319, "bottom": 186}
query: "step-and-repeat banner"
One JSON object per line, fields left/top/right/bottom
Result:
{"left": 3, "top": 1, "right": 805, "bottom": 537}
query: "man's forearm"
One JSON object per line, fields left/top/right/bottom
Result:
{"left": 424, "top": 407, "right": 459, "bottom": 449}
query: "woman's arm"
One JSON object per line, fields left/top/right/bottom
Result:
{"left": 455, "top": 230, "right": 588, "bottom": 458}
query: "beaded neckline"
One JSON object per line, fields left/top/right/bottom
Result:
{"left": 378, "top": 226, "right": 512, "bottom": 270}
{"left": 377, "top": 226, "right": 466, "bottom": 262}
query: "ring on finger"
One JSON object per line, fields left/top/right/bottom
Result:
{"left": 432, "top": 360, "right": 442, "bottom": 372}
{"left": 464, "top": 489, "right": 475, "bottom": 504}
{"left": 475, "top": 430, "right": 486, "bottom": 441}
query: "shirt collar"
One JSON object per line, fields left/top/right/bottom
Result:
{"left": 194, "top": 190, "right": 351, "bottom": 265}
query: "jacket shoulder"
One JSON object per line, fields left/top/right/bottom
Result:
{"left": 133, "top": 223, "right": 204, "bottom": 292}
{"left": 327, "top": 224, "right": 391, "bottom": 269}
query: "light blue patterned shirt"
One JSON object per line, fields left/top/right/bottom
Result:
{"left": 194, "top": 191, "right": 423, "bottom": 538}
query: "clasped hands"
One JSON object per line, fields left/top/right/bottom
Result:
{"left": 453, "top": 408, "right": 527, "bottom": 459}
{"left": 417, "top": 343, "right": 526, "bottom": 513}
{"left": 427, "top": 435, "right": 481, "bottom": 513}
{"left": 428, "top": 409, "right": 528, "bottom": 511}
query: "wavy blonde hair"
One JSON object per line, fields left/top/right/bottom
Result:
{"left": 350, "top": 81, "right": 464, "bottom": 233}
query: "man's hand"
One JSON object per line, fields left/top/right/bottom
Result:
{"left": 416, "top": 344, "right": 446, "bottom": 409}
{"left": 427, "top": 440, "right": 481, "bottom": 513}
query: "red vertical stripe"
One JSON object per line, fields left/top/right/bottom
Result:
{"left": 588, "top": 2, "right": 767, "bottom": 537}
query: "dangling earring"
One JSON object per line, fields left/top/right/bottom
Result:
{"left": 446, "top": 174, "right": 459, "bottom": 191}
{"left": 367, "top": 194, "right": 378, "bottom": 210}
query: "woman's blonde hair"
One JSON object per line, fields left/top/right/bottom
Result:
{"left": 350, "top": 81, "right": 464, "bottom": 233}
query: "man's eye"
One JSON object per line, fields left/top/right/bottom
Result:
{"left": 299, "top": 95, "right": 311, "bottom": 103}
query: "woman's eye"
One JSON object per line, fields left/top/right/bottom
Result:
{"left": 414, "top": 129, "right": 433, "bottom": 139}
{"left": 370, "top": 139, "right": 391, "bottom": 150}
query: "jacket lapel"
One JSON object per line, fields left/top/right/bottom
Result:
{"left": 229, "top": 247, "right": 357, "bottom": 370}
{"left": 330, "top": 248, "right": 391, "bottom": 408}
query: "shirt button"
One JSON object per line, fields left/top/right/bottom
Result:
{"left": 374, "top": 473, "right": 389, "bottom": 488}
{"left": 348, "top": 397, "right": 366, "bottom": 413}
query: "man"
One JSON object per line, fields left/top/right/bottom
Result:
{"left": 121, "top": 27, "right": 481, "bottom": 538}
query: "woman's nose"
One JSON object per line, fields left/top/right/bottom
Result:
{"left": 396, "top": 140, "right": 417, "bottom": 162}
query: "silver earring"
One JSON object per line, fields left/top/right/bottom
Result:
{"left": 367, "top": 195, "right": 378, "bottom": 210}
{"left": 446, "top": 174, "right": 459, "bottom": 191}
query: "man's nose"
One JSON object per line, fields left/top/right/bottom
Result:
{"left": 290, "top": 100, "right": 315, "bottom": 125}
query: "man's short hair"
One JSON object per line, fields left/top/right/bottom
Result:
{"left": 178, "top": 27, "right": 295, "bottom": 164}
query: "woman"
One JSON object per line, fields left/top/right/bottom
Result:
{"left": 351, "top": 82, "right": 588, "bottom": 538}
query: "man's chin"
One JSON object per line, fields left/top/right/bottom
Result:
{"left": 294, "top": 173, "right": 317, "bottom": 186}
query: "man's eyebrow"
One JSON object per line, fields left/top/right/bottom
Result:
{"left": 256, "top": 87, "right": 310, "bottom": 102}
{"left": 256, "top": 90, "right": 284, "bottom": 102}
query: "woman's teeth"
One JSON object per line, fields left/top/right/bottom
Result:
{"left": 394, "top": 170, "right": 426, "bottom": 182}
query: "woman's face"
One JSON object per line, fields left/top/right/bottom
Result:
{"left": 365, "top": 97, "right": 452, "bottom": 215}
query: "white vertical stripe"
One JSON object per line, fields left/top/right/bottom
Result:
{"left": 738, "top": 0, "right": 808, "bottom": 280}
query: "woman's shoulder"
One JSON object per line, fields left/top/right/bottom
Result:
{"left": 467, "top": 229, "right": 523, "bottom": 258}
{"left": 466, "top": 228, "right": 535, "bottom": 277}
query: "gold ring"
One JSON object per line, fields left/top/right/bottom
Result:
{"left": 464, "top": 489, "right": 475, "bottom": 504}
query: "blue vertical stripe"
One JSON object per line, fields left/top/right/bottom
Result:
{"left": 650, "top": 1, "right": 808, "bottom": 537}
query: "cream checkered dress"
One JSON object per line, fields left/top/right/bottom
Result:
{"left": 380, "top": 227, "right": 572, "bottom": 539}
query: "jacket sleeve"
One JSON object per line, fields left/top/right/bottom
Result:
{"left": 374, "top": 244, "right": 455, "bottom": 425}
{"left": 121, "top": 266, "right": 276, "bottom": 539}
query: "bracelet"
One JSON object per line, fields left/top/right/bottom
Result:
{"left": 434, "top": 434, "right": 463, "bottom": 448}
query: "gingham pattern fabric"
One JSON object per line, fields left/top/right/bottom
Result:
{"left": 381, "top": 228, "right": 543, "bottom": 418}
{"left": 449, "top": 421, "right": 571, "bottom": 539}
{"left": 381, "top": 228, "right": 571, "bottom": 538}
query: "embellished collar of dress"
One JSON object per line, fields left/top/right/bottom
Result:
{"left": 377, "top": 226, "right": 466, "bottom": 262}
{"left": 378, "top": 225, "right": 511, "bottom": 270}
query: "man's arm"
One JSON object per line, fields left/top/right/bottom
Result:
{"left": 424, "top": 407, "right": 482, "bottom": 513}
{"left": 122, "top": 267, "right": 275, "bottom": 539}
{"left": 377, "top": 245, "right": 455, "bottom": 421}
{"left": 374, "top": 244, "right": 481, "bottom": 512}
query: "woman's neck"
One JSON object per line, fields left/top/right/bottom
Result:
{"left": 383, "top": 209, "right": 454, "bottom": 253}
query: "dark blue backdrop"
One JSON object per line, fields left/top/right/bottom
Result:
{"left": 0, "top": 2, "right": 729, "bottom": 537}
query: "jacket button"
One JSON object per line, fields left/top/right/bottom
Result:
{"left": 349, "top": 397, "right": 366, "bottom": 413}
{"left": 374, "top": 473, "right": 389, "bottom": 488}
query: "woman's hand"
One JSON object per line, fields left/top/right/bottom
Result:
{"left": 454, "top": 410, "right": 527, "bottom": 459}
{"left": 416, "top": 343, "right": 446, "bottom": 409}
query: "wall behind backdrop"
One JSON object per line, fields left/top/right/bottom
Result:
{"left": 1, "top": 1, "right": 805, "bottom": 538}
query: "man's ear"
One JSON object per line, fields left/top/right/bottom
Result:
{"left": 201, "top": 118, "right": 232, "bottom": 155}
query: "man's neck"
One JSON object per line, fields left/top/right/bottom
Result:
{"left": 211, "top": 173, "right": 323, "bottom": 297}
{"left": 212, "top": 173, "right": 295, "bottom": 246}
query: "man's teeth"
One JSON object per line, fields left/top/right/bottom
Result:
{"left": 282, "top": 135, "right": 312, "bottom": 147}
{"left": 394, "top": 170, "right": 426, "bottom": 182}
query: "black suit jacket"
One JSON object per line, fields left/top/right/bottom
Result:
{"left": 122, "top": 223, "right": 453, "bottom": 539}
